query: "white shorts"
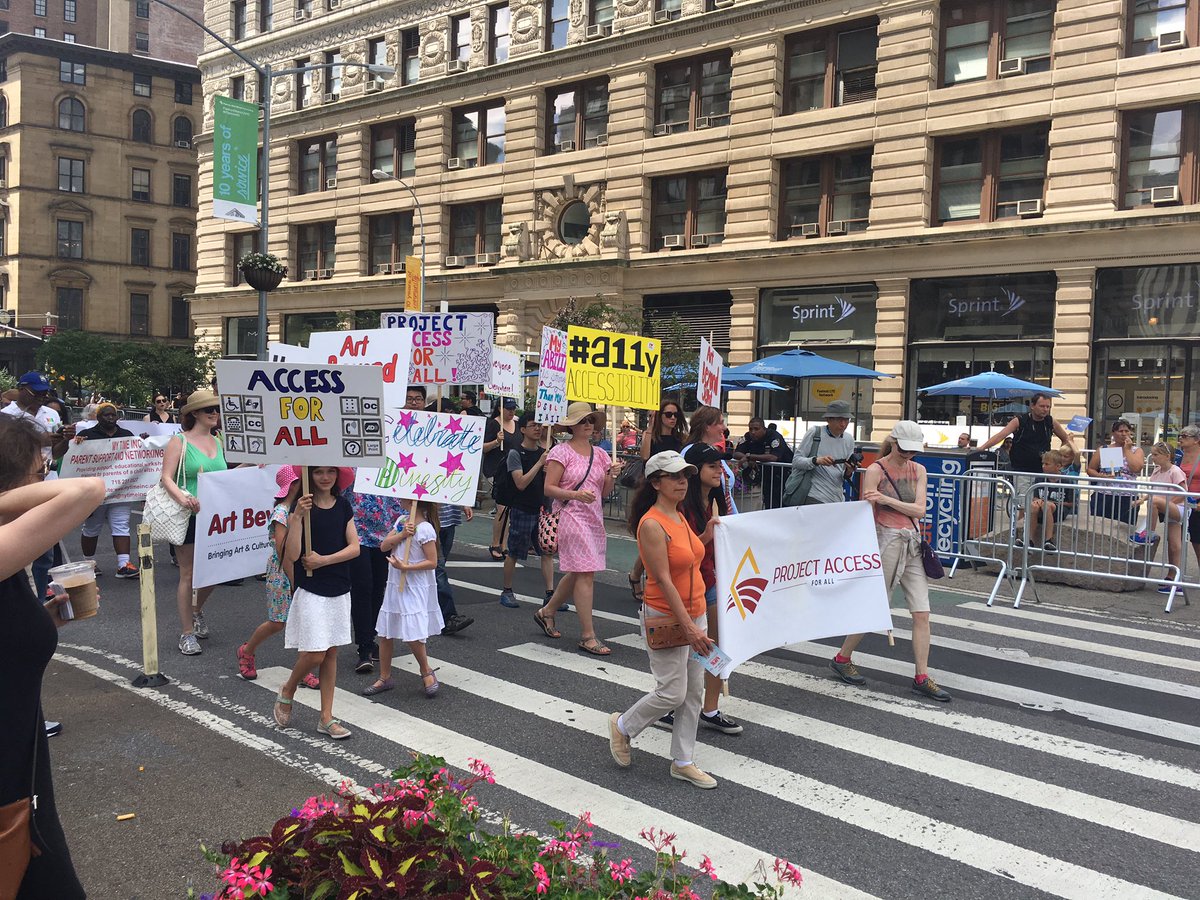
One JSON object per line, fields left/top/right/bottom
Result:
{"left": 80, "top": 502, "right": 132, "bottom": 538}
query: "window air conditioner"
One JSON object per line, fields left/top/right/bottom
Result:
{"left": 304, "top": 269, "right": 318, "bottom": 279}
{"left": 446, "top": 157, "right": 463, "bottom": 170}
{"left": 558, "top": 139, "right": 576, "bottom": 152}
{"left": 443, "top": 255, "right": 466, "bottom": 268}
{"left": 325, "top": 177, "right": 337, "bottom": 189}
{"left": 0, "top": 179, "right": 7, "bottom": 189}
{"left": 690, "top": 233, "right": 709, "bottom": 247}
{"left": 1016, "top": 198, "right": 1043, "bottom": 217}
{"left": 825, "top": 220, "right": 847, "bottom": 235}
{"left": 375, "top": 263, "right": 392, "bottom": 274}
{"left": 476, "top": 252, "right": 500, "bottom": 265}
{"left": 175, "top": 140, "right": 191, "bottom": 149}
{"left": 585, "top": 23, "right": 611, "bottom": 38}
{"left": 653, "top": 123, "right": 673, "bottom": 136}
{"left": 714, "top": 0, "right": 735, "bottom": 7}
{"left": 662, "top": 234, "right": 685, "bottom": 248}
{"left": 593, "top": 133, "right": 608, "bottom": 146}
{"left": 695, "top": 116, "right": 712, "bottom": 129}
{"left": 447, "top": 59, "right": 468, "bottom": 73}
{"left": 293, "top": 9, "right": 309, "bottom": 20}
{"left": 1150, "top": 185, "right": 1181, "bottom": 204}
{"left": 328, "top": 0, "right": 339, "bottom": 7}
{"left": 317, "top": 268, "right": 333, "bottom": 279}
{"left": 653, "top": 8, "right": 671, "bottom": 22}
{"left": 323, "top": 92, "right": 338, "bottom": 102}
{"left": 365, "top": 81, "right": 381, "bottom": 93}
{"left": 1159, "top": 30, "right": 1187, "bottom": 50}
{"left": 998, "top": 57, "right": 1025, "bottom": 76}
{"left": 794, "top": 222, "right": 819, "bottom": 237}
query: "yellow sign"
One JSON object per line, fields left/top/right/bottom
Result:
{"left": 404, "top": 256, "right": 422, "bottom": 312}
{"left": 564, "top": 325, "right": 661, "bottom": 410}
{"left": 809, "top": 381, "right": 843, "bottom": 404}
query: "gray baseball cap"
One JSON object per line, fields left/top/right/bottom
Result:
{"left": 823, "top": 400, "right": 852, "bottom": 419}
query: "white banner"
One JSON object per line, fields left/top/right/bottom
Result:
{"left": 192, "top": 466, "right": 281, "bottom": 589}
{"left": 486, "top": 347, "right": 522, "bottom": 398}
{"left": 268, "top": 341, "right": 320, "bottom": 363}
{"left": 355, "top": 409, "right": 484, "bottom": 505}
{"left": 213, "top": 360, "right": 387, "bottom": 467}
{"left": 534, "top": 326, "right": 568, "bottom": 424}
{"left": 379, "top": 311, "right": 495, "bottom": 386}
{"left": 76, "top": 419, "right": 180, "bottom": 438}
{"left": 697, "top": 336, "right": 723, "bottom": 409}
{"left": 307, "top": 328, "right": 415, "bottom": 411}
{"left": 713, "top": 503, "right": 892, "bottom": 677}
{"left": 59, "top": 436, "right": 164, "bottom": 504}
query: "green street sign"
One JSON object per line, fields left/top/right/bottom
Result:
{"left": 212, "top": 95, "right": 259, "bottom": 223}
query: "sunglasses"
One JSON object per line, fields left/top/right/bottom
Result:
{"left": 580, "top": 416, "right": 597, "bottom": 426}
{"left": 155, "top": 397, "right": 168, "bottom": 403}
{"left": 198, "top": 406, "right": 220, "bottom": 415}
{"left": 661, "top": 411, "right": 679, "bottom": 418}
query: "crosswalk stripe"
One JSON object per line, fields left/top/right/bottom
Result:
{"left": 249, "top": 668, "right": 828, "bottom": 899}
{"left": 450, "top": 578, "right": 642, "bottom": 626}
{"left": 891, "top": 608, "right": 1200, "bottom": 674}
{"left": 780, "top": 641, "right": 1200, "bottom": 747}
{"left": 599, "top": 634, "right": 1200, "bottom": 792}
{"left": 956, "top": 602, "right": 1200, "bottom": 650}
{"left": 385, "top": 656, "right": 1183, "bottom": 899}
{"left": 883, "top": 623, "right": 1200, "bottom": 701}
{"left": 500, "top": 642, "right": 1200, "bottom": 850}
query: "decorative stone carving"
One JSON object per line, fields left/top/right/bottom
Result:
{"left": 471, "top": 20, "right": 484, "bottom": 52}
{"left": 530, "top": 180, "right": 613, "bottom": 261}
{"left": 512, "top": 6, "right": 537, "bottom": 39}
{"left": 600, "top": 210, "right": 629, "bottom": 255}
{"left": 420, "top": 21, "right": 446, "bottom": 79}
{"left": 342, "top": 46, "right": 365, "bottom": 84}
{"left": 616, "top": 0, "right": 646, "bottom": 14}
{"left": 568, "top": 0, "right": 585, "bottom": 25}
{"left": 503, "top": 222, "right": 531, "bottom": 260}
{"left": 384, "top": 42, "right": 398, "bottom": 67}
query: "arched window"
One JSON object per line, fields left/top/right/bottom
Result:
{"left": 132, "top": 109, "right": 152, "bottom": 143}
{"left": 172, "top": 116, "right": 193, "bottom": 147}
{"left": 58, "top": 97, "right": 85, "bottom": 132}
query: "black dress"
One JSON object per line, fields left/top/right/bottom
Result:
{"left": 0, "top": 572, "right": 85, "bottom": 898}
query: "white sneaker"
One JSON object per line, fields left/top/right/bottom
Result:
{"left": 178, "top": 632, "right": 202, "bottom": 655}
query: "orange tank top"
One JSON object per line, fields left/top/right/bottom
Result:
{"left": 638, "top": 505, "right": 706, "bottom": 619}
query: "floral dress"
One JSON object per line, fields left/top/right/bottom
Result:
{"left": 265, "top": 503, "right": 292, "bottom": 623}
{"left": 548, "top": 443, "right": 610, "bottom": 573}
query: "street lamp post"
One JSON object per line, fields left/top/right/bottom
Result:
{"left": 370, "top": 169, "right": 427, "bottom": 312}
{"left": 151, "top": 0, "right": 393, "bottom": 359}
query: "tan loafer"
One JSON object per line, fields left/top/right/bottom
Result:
{"left": 609, "top": 712, "right": 631, "bottom": 768}
{"left": 670, "top": 763, "right": 717, "bottom": 789}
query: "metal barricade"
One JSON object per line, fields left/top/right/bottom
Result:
{"left": 1012, "top": 476, "right": 1197, "bottom": 613}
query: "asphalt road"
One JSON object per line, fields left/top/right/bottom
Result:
{"left": 42, "top": 535, "right": 1200, "bottom": 899}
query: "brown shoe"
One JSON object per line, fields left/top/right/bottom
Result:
{"left": 670, "top": 763, "right": 717, "bottom": 789}
{"left": 608, "top": 712, "right": 631, "bottom": 768}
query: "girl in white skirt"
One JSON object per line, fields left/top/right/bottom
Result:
{"left": 363, "top": 498, "right": 443, "bottom": 698}
{"left": 273, "top": 466, "right": 360, "bottom": 738}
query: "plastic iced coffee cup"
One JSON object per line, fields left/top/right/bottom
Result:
{"left": 49, "top": 561, "right": 99, "bottom": 619}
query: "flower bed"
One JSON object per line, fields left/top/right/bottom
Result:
{"left": 197, "top": 754, "right": 802, "bottom": 899}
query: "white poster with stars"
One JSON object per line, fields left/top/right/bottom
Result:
{"left": 380, "top": 311, "right": 495, "bottom": 387}
{"left": 353, "top": 409, "right": 485, "bottom": 505}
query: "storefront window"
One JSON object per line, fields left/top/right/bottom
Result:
{"left": 284, "top": 312, "right": 339, "bottom": 346}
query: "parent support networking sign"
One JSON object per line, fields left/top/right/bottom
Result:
{"left": 380, "top": 311, "right": 495, "bottom": 386}
{"left": 213, "top": 360, "right": 386, "bottom": 466}
{"left": 713, "top": 503, "right": 892, "bottom": 677}
{"left": 535, "top": 326, "right": 568, "bottom": 423}
{"left": 211, "top": 96, "right": 258, "bottom": 223}
{"left": 355, "top": 409, "right": 485, "bottom": 505}
{"left": 192, "top": 466, "right": 280, "bottom": 589}
{"left": 59, "top": 436, "right": 164, "bottom": 504}
{"left": 307, "top": 327, "right": 415, "bottom": 411}
{"left": 564, "top": 325, "right": 661, "bottom": 410}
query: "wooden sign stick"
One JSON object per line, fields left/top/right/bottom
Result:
{"left": 396, "top": 534, "right": 414, "bottom": 593}
{"left": 301, "top": 467, "right": 313, "bottom": 576}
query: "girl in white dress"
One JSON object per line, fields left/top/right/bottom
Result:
{"left": 363, "top": 498, "right": 443, "bottom": 698}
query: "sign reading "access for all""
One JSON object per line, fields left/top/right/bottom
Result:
{"left": 564, "top": 325, "right": 661, "bottom": 410}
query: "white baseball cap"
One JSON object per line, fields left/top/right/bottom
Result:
{"left": 891, "top": 421, "right": 925, "bottom": 452}
{"left": 645, "top": 451, "right": 697, "bottom": 478}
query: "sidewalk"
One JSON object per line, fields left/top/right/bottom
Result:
{"left": 458, "top": 511, "right": 1200, "bottom": 624}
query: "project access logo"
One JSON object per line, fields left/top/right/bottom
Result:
{"left": 726, "top": 547, "right": 771, "bottom": 620}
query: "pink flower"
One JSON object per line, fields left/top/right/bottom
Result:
{"left": 677, "top": 889, "right": 701, "bottom": 900}
{"left": 532, "top": 862, "right": 550, "bottom": 895}
{"left": 773, "top": 857, "right": 804, "bottom": 887}
{"left": 699, "top": 854, "right": 719, "bottom": 881}
{"left": 609, "top": 858, "right": 637, "bottom": 885}
{"left": 468, "top": 758, "right": 497, "bottom": 784}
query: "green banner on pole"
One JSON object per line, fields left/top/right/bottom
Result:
{"left": 212, "top": 95, "right": 259, "bottom": 223}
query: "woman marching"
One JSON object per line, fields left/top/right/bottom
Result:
{"left": 682, "top": 406, "right": 739, "bottom": 515}
{"left": 159, "top": 389, "right": 227, "bottom": 656}
{"left": 608, "top": 451, "right": 718, "bottom": 789}
{"left": 629, "top": 399, "right": 688, "bottom": 599}
{"left": 363, "top": 497, "right": 444, "bottom": 698}
{"left": 534, "top": 402, "right": 623, "bottom": 655}
{"left": 144, "top": 391, "right": 178, "bottom": 424}
{"left": 273, "top": 466, "right": 360, "bottom": 739}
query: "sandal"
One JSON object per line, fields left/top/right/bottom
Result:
{"left": 363, "top": 677, "right": 394, "bottom": 696}
{"left": 627, "top": 574, "right": 644, "bottom": 602}
{"left": 533, "top": 608, "right": 561, "bottom": 639}
{"left": 578, "top": 638, "right": 612, "bottom": 656}
{"left": 300, "top": 672, "right": 320, "bottom": 689}
{"left": 272, "top": 695, "right": 293, "bottom": 728}
{"left": 318, "top": 718, "right": 352, "bottom": 740}
{"left": 489, "top": 545, "right": 507, "bottom": 561}
{"left": 421, "top": 669, "right": 440, "bottom": 698}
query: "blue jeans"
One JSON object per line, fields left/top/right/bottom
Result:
{"left": 32, "top": 545, "right": 59, "bottom": 599}
{"left": 436, "top": 526, "right": 458, "bottom": 618}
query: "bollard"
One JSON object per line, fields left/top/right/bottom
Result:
{"left": 131, "top": 523, "right": 169, "bottom": 688}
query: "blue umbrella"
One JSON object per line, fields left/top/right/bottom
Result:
{"left": 918, "top": 371, "right": 1062, "bottom": 399}
{"left": 663, "top": 379, "right": 784, "bottom": 393}
{"left": 726, "top": 349, "right": 892, "bottom": 380}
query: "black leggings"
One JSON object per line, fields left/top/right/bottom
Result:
{"left": 349, "top": 545, "right": 389, "bottom": 657}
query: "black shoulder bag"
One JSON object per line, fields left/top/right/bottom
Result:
{"left": 875, "top": 462, "right": 945, "bottom": 579}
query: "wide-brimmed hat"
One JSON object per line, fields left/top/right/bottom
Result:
{"left": 891, "top": 420, "right": 925, "bottom": 452}
{"left": 275, "top": 465, "right": 302, "bottom": 499}
{"left": 181, "top": 389, "right": 221, "bottom": 418}
{"left": 645, "top": 450, "right": 696, "bottom": 478}
{"left": 559, "top": 401, "right": 606, "bottom": 430}
{"left": 823, "top": 400, "right": 852, "bottom": 419}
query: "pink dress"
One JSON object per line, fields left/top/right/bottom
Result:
{"left": 548, "top": 443, "right": 610, "bottom": 572}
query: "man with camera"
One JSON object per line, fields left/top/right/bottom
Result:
{"left": 783, "top": 400, "right": 861, "bottom": 507}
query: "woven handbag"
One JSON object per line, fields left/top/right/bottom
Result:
{"left": 143, "top": 434, "right": 192, "bottom": 545}
{"left": 536, "top": 449, "right": 595, "bottom": 555}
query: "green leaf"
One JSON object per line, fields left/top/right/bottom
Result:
{"left": 339, "top": 850, "right": 367, "bottom": 876}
